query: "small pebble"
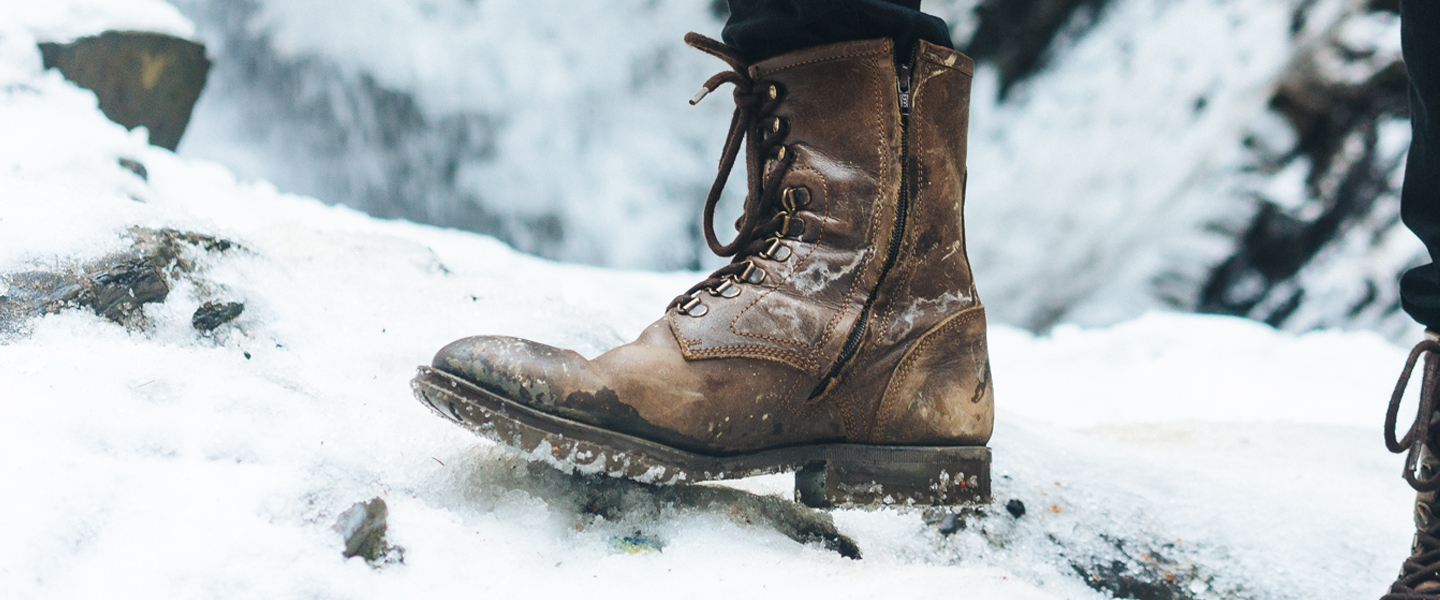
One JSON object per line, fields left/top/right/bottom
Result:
{"left": 192, "top": 301, "right": 244, "bottom": 332}
{"left": 118, "top": 158, "right": 148, "bottom": 181}
{"left": 1006, "top": 498, "right": 1026, "bottom": 518}
{"left": 335, "top": 497, "right": 389, "bottom": 561}
{"left": 937, "top": 513, "right": 965, "bottom": 535}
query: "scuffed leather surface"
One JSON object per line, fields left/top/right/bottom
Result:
{"left": 872, "top": 306, "right": 993, "bottom": 445}
{"left": 433, "top": 39, "right": 992, "bottom": 455}
{"left": 668, "top": 38, "right": 901, "bottom": 379}
{"left": 435, "top": 322, "right": 839, "bottom": 455}
{"left": 822, "top": 42, "right": 992, "bottom": 445}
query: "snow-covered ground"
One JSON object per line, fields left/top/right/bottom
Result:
{"left": 0, "top": 3, "right": 1427, "bottom": 599}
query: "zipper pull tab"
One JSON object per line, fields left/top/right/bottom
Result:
{"left": 898, "top": 64, "right": 912, "bottom": 115}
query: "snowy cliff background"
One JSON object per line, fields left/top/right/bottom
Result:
{"left": 167, "top": 0, "right": 1422, "bottom": 339}
{"left": 0, "top": 1, "right": 1430, "bottom": 599}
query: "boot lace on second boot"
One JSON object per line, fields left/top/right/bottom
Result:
{"left": 1386, "top": 337, "right": 1440, "bottom": 599}
{"left": 670, "top": 33, "right": 807, "bottom": 317}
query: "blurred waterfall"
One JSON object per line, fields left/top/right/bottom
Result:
{"left": 168, "top": 0, "right": 1424, "bottom": 339}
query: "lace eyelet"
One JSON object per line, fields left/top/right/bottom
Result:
{"left": 680, "top": 296, "right": 708, "bottom": 317}
{"left": 782, "top": 186, "right": 811, "bottom": 209}
{"left": 775, "top": 146, "right": 787, "bottom": 161}
{"left": 760, "top": 238, "right": 792, "bottom": 262}
{"left": 783, "top": 216, "right": 805, "bottom": 238}
{"left": 772, "top": 118, "right": 783, "bottom": 133}
{"left": 741, "top": 261, "right": 767, "bottom": 285}
{"left": 710, "top": 279, "right": 741, "bottom": 298}
{"left": 768, "top": 84, "right": 779, "bottom": 100}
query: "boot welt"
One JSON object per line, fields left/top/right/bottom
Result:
{"left": 412, "top": 366, "right": 990, "bottom": 508}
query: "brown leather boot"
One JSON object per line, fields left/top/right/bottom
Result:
{"left": 412, "top": 33, "right": 993, "bottom": 507}
{"left": 1384, "top": 331, "right": 1440, "bottom": 598}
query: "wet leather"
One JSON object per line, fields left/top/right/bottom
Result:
{"left": 669, "top": 39, "right": 900, "bottom": 378}
{"left": 433, "top": 38, "right": 992, "bottom": 455}
{"left": 435, "top": 323, "right": 833, "bottom": 455}
{"left": 826, "top": 42, "right": 994, "bottom": 444}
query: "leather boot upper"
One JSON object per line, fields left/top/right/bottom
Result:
{"left": 668, "top": 38, "right": 902, "bottom": 379}
{"left": 433, "top": 36, "right": 992, "bottom": 456}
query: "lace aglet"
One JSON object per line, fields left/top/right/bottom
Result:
{"left": 689, "top": 86, "right": 712, "bottom": 105}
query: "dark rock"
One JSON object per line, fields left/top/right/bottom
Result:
{"left": 1006, "top": 498, "right": 1026, "bottom": 518}
{"left": 619, "top": 472, "right": 861, "bottom": 559}
{"left": 498, "top": 460, "right": 861, "bottom": 560}
{"left": 129, "top": 228, "right": 236, "bottom": 275}
{"left": 1198, "top": 6, "right": 1411, "bottom": 329}
{"left": 0, "top": 228, "right": 239, "bottom": 336}
{"left": 191, "top": 301, "right": 244, "bottom": 332}
{"left": 966, "top": 0, "right": 1112, "bottom": 98}
{"left": 1, "top": 271, "right": 78, "bottom": 310}
{"left": 1062, "top": 535, "right": 1208, "bottom": 600}
{"left": 38, "top": 31, "right": 210, "bottom": 150}
{"left": 1072, "top": 551, "right": 1202, "bottom": 600}
{"left": 334, "top": 497, "right": 392, "bottom": 562}
{"left": 945, "top": 498, "right": 1231, "bottom": 598}
{"left": 78, "top": 256, "right": 170, "bottom": 322}
{"left": 0, "top": 271, "right": 76, "bottom": 338}
{"left": 0, "top": 255, "right": 170, "bottom": 328}
{"left": 118, "top": 158, "right": 148, "bottom": 181}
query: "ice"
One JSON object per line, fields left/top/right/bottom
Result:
{"left": 0, "top": 3, "right": 1424, "bottom": 599}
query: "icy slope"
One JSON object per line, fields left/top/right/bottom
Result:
{"left": 0, "top": 12, "right": 1426, "bottom": 600}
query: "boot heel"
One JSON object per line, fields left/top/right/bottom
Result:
{"left": 794, "top": 445, "right": 990, "bottom": 508}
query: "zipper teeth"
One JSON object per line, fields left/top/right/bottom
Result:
{"left": 811, "top": 60, "right": 914, "bottom": 398}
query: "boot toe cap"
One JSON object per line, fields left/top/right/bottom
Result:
{"left": 433, "top": 335, "right": 585, "bottom": 407}
{"left": 432, "top": 335, "right": 692, "bottom": 445}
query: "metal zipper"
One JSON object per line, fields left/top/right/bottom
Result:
{"left": 898, "top": 63, "right": 913, "bottom": 116}
{"left": 812, "top": 51, "right": 917, "bottom": 399}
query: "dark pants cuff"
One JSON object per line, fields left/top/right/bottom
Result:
{"left": 721, "top": 0, "right": 953, "bottom": 63}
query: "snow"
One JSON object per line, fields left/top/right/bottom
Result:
{"left": 0, "top": 4, "right": 1426, "bottom": 600}
{"left": 163, "top": 0, "right": 1424, "bottom": 338}
{"left": 991, "top": 313, "right": 1405, "bottom": 429}
{"left": 964, "top": 0, "right": 1300, "bottom": 328}
{"left": 171, "top": 0, "right": 737, "bottom": 271}
{"left": 0, "top": 0, "right": 194, "bottom": 43}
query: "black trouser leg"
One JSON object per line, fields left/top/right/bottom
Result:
{"left": 721, "top": 0, "right": 953, "bottom": 64}
{"left": 1398, "top": 0, "right": 1440, "bottom": 329}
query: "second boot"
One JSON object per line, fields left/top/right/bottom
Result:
{"left": 1383, "top": 331, "right": 1440, "bottom": 598}
{"left": 413, "top": 33, "right": 993, "bottom": 507}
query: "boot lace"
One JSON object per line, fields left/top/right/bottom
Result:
{"left": 670, "top": 33, "right": 809, "bottom": 317}
{"left": 1385, "top": 338, "right": 1440, "bottom": 599}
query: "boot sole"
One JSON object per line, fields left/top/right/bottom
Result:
{"left": 412, "top": 366, "right": 990, "bottom": 508}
